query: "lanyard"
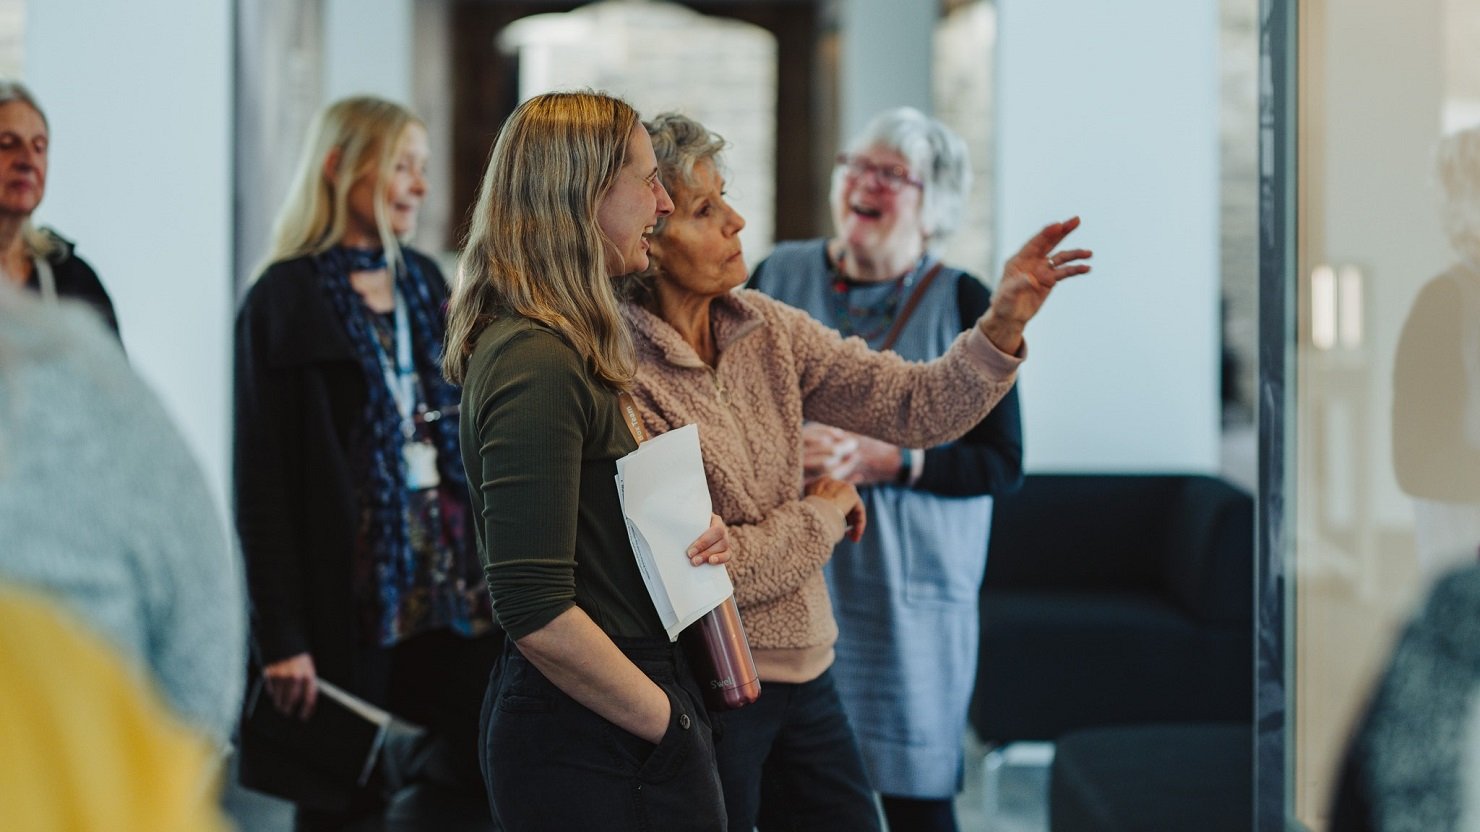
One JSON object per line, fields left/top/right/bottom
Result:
{"left": 618, "top": 393, "right": 649, "bottom": 444}
{"left": 371, "top": 287, "right": 419, "bottom": 439}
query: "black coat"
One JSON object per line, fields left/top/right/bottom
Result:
{"left": 27, "top": 230, "right": 121, "bottom": 338}
{"left": 232, "top": 249, "right": 450, "bottom": 807}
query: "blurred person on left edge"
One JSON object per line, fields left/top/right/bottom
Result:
{"left": 0, "top": 586, "right": 231, "bottom": 832}
{"left": 0, "top": 283, "right": 245, "bottom": 748}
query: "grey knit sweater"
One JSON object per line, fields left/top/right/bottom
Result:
{"left": 0, "top": 286, "right": 245, "bottom": 743}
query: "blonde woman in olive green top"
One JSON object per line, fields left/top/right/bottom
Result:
{"left": 445, "top": 92, "right": 731, "bottom": 830}
{"left": 459, "top": 317, "right": 667, "bottom": 640}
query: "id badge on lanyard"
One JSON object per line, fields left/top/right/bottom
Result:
{"left": 379, "top": 288, "right": 440, "bottom": 491}
{"left": 402, "top": 439, "right": 441, "bottom": 491}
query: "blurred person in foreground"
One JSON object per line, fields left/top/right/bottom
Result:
{"left": 750, "top": 107, "right": 1024, "bottom": 832}
{"left": 0, "top": 79, "right": 119, "bottom": 336}
{"left": 617, "top": 111, "right": 1087, "bottom": 832}
{"left": 444, "top": 91, "right": 731, "bottom": 831}
{"left": 234, "top": 95, "right": 497, "bottom": 829}
{"left": 0, "top": 281, "right": 244, "bottom": 746}
{"left": 1329, "top": 562, "right": 1480, "bottom": 831}
{"left": 0, "top": 585, "right": 230, "bottom": 832}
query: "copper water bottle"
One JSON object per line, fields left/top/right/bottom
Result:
{"left": 681, "top": 595, "right": 761, "bottom": 710}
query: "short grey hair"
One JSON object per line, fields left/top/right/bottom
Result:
{"left": 645, "top": 112, "right": 728, "bottom": 235}
{"left": 1439, "top": 126, "right": 1480, "bottom": 265}
{"left": 834, "top": 106, "right": 972, "bottom": 242}
{"left": 619, "top": 112, "right": 729, "bottom": 304}
{"left": 0, "top": 79, "right": 47, "bottom": 127}
{"left": 0, "top": 79, "right": 56, "bottom": 260}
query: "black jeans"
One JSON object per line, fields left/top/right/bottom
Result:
{"left": 480, "top": 636, "right": 726, "bottom": 831}
{"left": 714, "top": 669, "right": 881, "bottom": 832}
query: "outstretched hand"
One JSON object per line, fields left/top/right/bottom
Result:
{"left": 979, "top": 216, "right": 1092, "bottom": 354}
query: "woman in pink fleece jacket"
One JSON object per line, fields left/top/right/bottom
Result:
{"left": 618, "top": 113, "right": 1091, "bottom": 832}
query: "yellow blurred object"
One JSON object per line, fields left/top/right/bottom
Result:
{"left": 0, "top": 587, "right": 230, "bottom": 832}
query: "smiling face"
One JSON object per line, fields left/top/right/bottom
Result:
{"left": 342, "top": 122, "right": 429, "bottom": 248}
{"left": 596, "top": 123, "right": 674, "bottom": 276}
{"left": 831, "top": 144, "right": 927, "bottom": 267}
{"left": 649, "top": 159, "right": 748, "bottom": 302}
{"left": 0, "top": 101, "right": 48, "bottom": 219}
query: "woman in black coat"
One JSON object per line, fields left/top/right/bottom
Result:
{"left": 234, "top": 96, "right": 497, "bottom": 830}
{"left": 0, "top": 79, "right": 118, "bottom": 337}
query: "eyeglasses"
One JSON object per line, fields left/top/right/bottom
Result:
{"left": 835, "top": 153, "right": 924, "bottom": 192}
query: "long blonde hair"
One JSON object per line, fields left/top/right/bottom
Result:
{"left": 261, "top": 96, "right": 422, "bottom": 277}
{"left": 444, "top": 91, "right": 638, "bottom": 387}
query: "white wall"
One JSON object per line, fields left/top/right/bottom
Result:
{"left": 19, "top": 0, "right": 1223, "bottom": 496}
{"left": 996, "top": 0, "right": 1222, "bottom": 472}
{"left": 27, "top": 0, "right": 234, "bottom": 507}
{"left": 840, "top": 0, "right": 934, "bottom": 140}
{"left": 324, "top": 0, "right": 412, "bottom": 104}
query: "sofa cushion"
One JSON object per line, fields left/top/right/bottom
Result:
{"left": 972, "top": 591, "right": 1251, "bottom": 742}
{"left": 1049, "top": 722, "right": 1251, "bottom": 832}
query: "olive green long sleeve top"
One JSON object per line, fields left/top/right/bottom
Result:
{"left": 459, "top": 315, "right": 664, "bottom": 641}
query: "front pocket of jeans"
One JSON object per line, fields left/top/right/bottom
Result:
{"left": 604, "top": 719, "right": 658, "bottom": 767}
{"left": 634, "top": 684, "right": 699, "bottom": 783}
{"left": 497, "top": 692, "right": 552, "bottom": 713}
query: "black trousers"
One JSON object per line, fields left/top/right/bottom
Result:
{"left": 716, "top": 669, "right": 881, "bottom": 832}
{"left": 480, "top": 636, "right": 727, "bottom": 831}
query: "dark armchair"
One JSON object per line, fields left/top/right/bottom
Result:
{"left": 969, "top": 473, "right": 1254, "bottom": 744}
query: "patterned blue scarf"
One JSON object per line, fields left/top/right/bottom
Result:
{"left": 315, "top": 245, "right": 467, "bottom": 644}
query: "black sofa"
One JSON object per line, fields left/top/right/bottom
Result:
{"left": 969, "top": 473, "right": 1254, "bottom": 744}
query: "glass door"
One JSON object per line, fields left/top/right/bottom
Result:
{"left": 1260, "top": 0, "right": 1480, "bottom": 828}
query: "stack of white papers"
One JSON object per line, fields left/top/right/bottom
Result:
{"left": 614, "top": 423, "right": 735, "bottom": 641}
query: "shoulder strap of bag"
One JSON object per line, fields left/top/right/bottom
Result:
{"left": 879, "top": 260, "right": 946, "bottom": 352}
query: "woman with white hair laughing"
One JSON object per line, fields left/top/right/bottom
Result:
{"left": 752, "top": 107, "right": 1038, "bottom": 832}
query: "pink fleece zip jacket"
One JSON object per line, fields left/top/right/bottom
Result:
{"left": 622, "top": 289, "right": 1022, "bottom": 683}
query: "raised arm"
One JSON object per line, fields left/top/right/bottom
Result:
{"left": 825, "top": 276, "right": 1026, "bottom": 496}
{"left": 785, "top": 218, "right": 1088, "bottom": 449}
